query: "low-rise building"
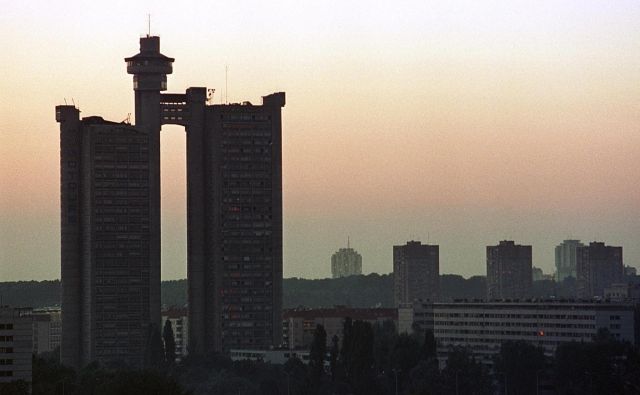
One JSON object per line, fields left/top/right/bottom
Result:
{"left": 32, "top": 308, "right": 61, "bottom": 354}
{"left": 401, "top": 301, "right": 635, "bottom": 365}
{"left": 0, "top": 307, "right": 33, "bottom": 385}
{"left": 283, "top": 307, "right": 397, "bottom": 350}
{"left": 604, "top": 283, "right": 640, "bottom": 303}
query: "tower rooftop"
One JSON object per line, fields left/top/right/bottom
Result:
{"left": 125, "top": 35, "right": 174, "bottom": 63}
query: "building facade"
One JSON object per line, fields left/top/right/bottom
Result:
{"left": 57, "top": 108, "right": 153, "bottom": 368}
{"left": 331, "top": 244, "right": 362, "bottom": 278}
{"left": 0, "top": 307, "right": 33, "bottom": 385}
{"left": 555, "top": 240, "right": 584, "bottom": 282}
{"left": 282, "top": 307, "right": 397, "bottom": 350}
{"left": 486, "top": 240, "right": 532, "bottom": 300}
{"left": 32, "top": 308, "right": 61, "bottom": 355}
{"left": 577, "top": 242, "right": 624, "bottom": 299}
{"left": 58, "top": 35, "right": 284, "bottom": 367}
{"left": 393, "top": 241, "right": 440, "bottom": 306}
{"left": 402, "top": 301, "right": 635, "bottom": 365}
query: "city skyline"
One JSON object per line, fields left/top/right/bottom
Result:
{"left": 2, "top": 1, "right": 640, "bottom": 281}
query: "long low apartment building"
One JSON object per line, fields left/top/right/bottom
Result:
{"left": 283, "top": 307, "right": 397, "bottom": 350}
{"left": 400, "top": 300, "right": 635, "bottom": 365}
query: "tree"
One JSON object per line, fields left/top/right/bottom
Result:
{"left": 407, "top": 358, "right": 442, "bottom": 395}
{"left": 421, "top": 329, "right": 437, "bottom": 361}
{"left": 373, "top": 319, "right": 396, "bottom": 375}
{"left": 284, "top": 356, "right": 309, "bottom": 395}
{"left": 389, "top": 333, "right": 422, "bottom": 393}
{"left": 494, "top": 340, "right": 546, "bottom": 395}
{"left": 330, "top": 335, "right": 340, "bottom": 381}
{"left": 348, "top": 320, "right": 376, "bottom": 395}
{"left": 31, "top": 353, "right": 77, "bottom": 395}
{"left": 0, "top": 380, "right": 29, "bottom": 395}
{"left": 144, "top": 323, "right": 165, "bottom": 369}
{"left": 340, "top": 317, "right": 354, "bottom": 374}
{"left": 163, "top": 319, "right": 177, "bottom": 365}
{"left": 442, "top": 347, "right": 492, "bottom": 395}
{"left": 554, "top": 328, "right": 639, "bottom": 395}
{"left": 309, "top": 324, "right": 327, "bottom": 385}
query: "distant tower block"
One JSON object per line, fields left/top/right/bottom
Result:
{"left": 331, "top": 240, "right": 363, "bottom": 278}
{"left": 393, "top": 241, "right": 440, "bottom": 306}
{"left": 486, "top": 240, "right": 532, "bottom": 300}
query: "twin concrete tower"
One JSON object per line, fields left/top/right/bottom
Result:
{"left": 57, "top": 36, "right": 285, "bottom": 368}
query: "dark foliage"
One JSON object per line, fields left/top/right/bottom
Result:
{"left": 163, "top": 319, "right": 177, "bottom": 365}
{"left": 440, "top": 274, "right": 486, "bottom": 300}
{"left": 494, "top": 340, "right": 546, "bottom": 395}
{"left": 0, "top": 280, "right": 61, "bottom": 308}
{"left": 0, "top": 380, "right": 30, "bottom": 395}
{"left": 0, "top": 275, "right": 590, "bottom": 309}
{"left": 329, "top": 334, "right": 340, "bottom": 381}
{"left": 144, "top": 324, "right": 165, "bottom": 369}
{"left": 161, "top": 279, "right": 188, "bottom": 307}
{"left": 31, "top": 354, "right": 189, "bottom": 395}
{"left": 284, "top": 273, "right": 394, "bottom": 308}
{"left": 554, "top": 329, "right": 640, "bottom": 395}
{"left": 422, "top": 329, "right": 437, "bottom": 360}
{"left": 309, "top": 324, "right": 327, "bottom": 385}
{"left": 441, "top": 347, "right": 493, "bottom": 395}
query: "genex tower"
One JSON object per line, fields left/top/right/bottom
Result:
{"left": 57, "top": 35, "right": 285, "bottom": 369}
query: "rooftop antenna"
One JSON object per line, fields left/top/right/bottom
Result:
{"left": 225, "top": 65, "right": 229, "bottom": 104}
{"left": 64, "top": 98, "right": 67, "bottom": 105}
{"left": 147, "top": 14, "right": 151, "bottom": 37}
{"left": 347, "top": 236, "right": 350, "bottom": 249}
{"left": 71, "top": 98, "right": 75, "bottom": 107}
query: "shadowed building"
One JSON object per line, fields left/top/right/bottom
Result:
{"left": 32, "top": 308, "right": 61, "bottom": 355}
{"left": 58, "top": 35, "right": 284, "bottom": 368}
{"left": 393, "top": 241, "right": 440, "bottom": 306}
{"left": 57, "top": 109, "right": 153, "bottom": 368}
{"left": 0, "top": 307, "right": 33, "bottom": 386}
{"left": 486, "top": 240, "right": 532, "bottom": 300}
{"left": 577, "top": 242, "right": 623, "bottom": 299}
{"left": 404, "top": 301, "right": 635, "bottom": 366}
{"left": 555, "top": 239, "right": 584, "bottom": 282}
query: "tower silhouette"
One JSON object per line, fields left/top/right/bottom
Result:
{"left": 57, "top": 35, "right": 285, "bottom": 368}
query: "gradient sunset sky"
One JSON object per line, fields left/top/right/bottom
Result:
{"left": 1, "top": 1, "right": 639, "bottom": 281}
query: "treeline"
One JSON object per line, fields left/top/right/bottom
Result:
{"left": 0, "top": 274, "right": 579, "bottom": 309}
{"left": 4, "top": 322, "right": 639, "bottom": 395}
{"left": 0, "top": 280, "right": 60, "bottom": 308}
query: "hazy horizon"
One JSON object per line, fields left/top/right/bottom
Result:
{"left": 1, "top": 1, "right": 639, "bottom": 281}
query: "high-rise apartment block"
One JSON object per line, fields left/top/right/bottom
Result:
{"left": 0, "top": 307, "right": 32, "bottom": 385}
{"left": 57, "top": 35, "right": 284, "bottom": 368}
{"left": 57, "top": 109, "right": 153, "bottom": 368}
{"left": 555, "top": 239, "right": 584, "bottom": 282}
{"left": 486, "top": 240, "right": 532, "bottom": 300}
{"left": 393, "top": 241, "right": 440, "bottom": 306}
{"left": 331, "top": 242, "right": 362, "bottom": 278}
{"left": 576, "top": 242, "right": 623, "bottom": 299}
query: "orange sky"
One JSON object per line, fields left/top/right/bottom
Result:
{"left": 1, "top": 1, "right": 639, "bottom": 280}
